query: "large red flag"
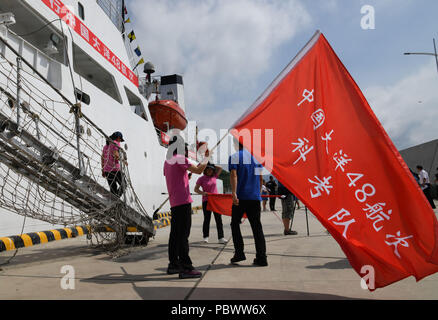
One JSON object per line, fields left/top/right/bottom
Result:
{"left": 231, "top": 31, "right": 438, "bottom": 290}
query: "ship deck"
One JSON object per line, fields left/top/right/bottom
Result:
{"left": 1, "top": 202, "right": 438, "bottom": 300}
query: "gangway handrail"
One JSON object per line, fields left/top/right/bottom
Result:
{"left": 0, "top": 33, "right": 155, "bottom": 239}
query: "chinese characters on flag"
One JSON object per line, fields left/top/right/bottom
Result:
{"left": 231, "top": 31, "right": 438, "bottom": 289}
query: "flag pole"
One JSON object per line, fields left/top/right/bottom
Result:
{"left": 305, "top": 206, "right": 310, "bottom": 236}
{"left": 290, "top": 198, "right": 298, "bottom": 231}
{"left": 211, "top": 130, "right": 230, "bottom": 153}
{"left": 230, "top": 30, "right": 321, "bottom": 129}
{"left": 153, "top": 197, "right": 170, "bottom": 220}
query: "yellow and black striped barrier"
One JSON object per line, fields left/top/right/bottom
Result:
{"left": 0, "top": 226, "right": 90, "bottom": 252}
{"left": 152, "top": 206, "right": 201, "bottom": 230}
{"left": 154, "top": 211, "right": 171, "bottom": 220}
{"left": 154, "top": 217, "right": 171, "bottom": 230}
{"left": 0, "top": 206, "right": 204, "bottom": 253}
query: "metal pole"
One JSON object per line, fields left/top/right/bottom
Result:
{"left": 120, "top": 152, "right": 127, "bottom": 203}
{"left": 433, "top": 38, "right": 438, "bottom": 75}
{"left": 305, "top": 206, "right": 310, "bottom": 236}
{"left": 34, "top": 116, "right": 41, "bottom": 140}
{"left": 153, "top": 197, "right": 170, "bottom": 220}
{"left": 16, "top": 57, "right": 22, "bottom": 131}
{"left": 73, "top": 107, "right": 84, "bottom": 176}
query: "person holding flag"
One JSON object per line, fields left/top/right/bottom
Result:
{"left": 228, "top": 137, "right": 267, "bottom": 267}
{"left": 164, "top": 134, "right": 210, "bottom": 279}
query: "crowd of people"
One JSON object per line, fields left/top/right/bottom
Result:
{"left": 99, "top": 132, "right": 303, "bottom": 279}
{"left": 101, "top": 131, "right": 437, "bottom": 280}
{"left": 160, "top": 135, "right": 299, "bottom": 279}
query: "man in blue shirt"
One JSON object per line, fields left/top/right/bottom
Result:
{"left": 228, "top": 138, "right": 267, "bottom": 267}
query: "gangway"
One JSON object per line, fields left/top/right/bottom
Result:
{"left": 0, "top": 34, "right": 155, "bottom": 242}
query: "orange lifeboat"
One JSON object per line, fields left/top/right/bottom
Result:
{"left": 148, "top": 100, "right": 188, "bottom": 132}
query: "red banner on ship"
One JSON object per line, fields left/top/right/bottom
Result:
{"left": 231, "top": 31, "right": 438, "bottom": 289}
{"left": 41, "top": 0, "right": 139, "bottom": 87}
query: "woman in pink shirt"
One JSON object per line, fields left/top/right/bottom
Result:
{"left": 164, "top": 135, "right": 210, "bottom": 279}
{"left": 101, "top": 132, "right": 126, "bottom": 197}
{"left": 195, "top": 163, "right": 227, "bottom": 244}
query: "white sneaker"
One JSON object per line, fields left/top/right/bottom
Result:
{"left": 203, "top": 237, "right": 209, "bottom": 243}
{"left": 218, "top": 238, "right": 228, "bottom": 244}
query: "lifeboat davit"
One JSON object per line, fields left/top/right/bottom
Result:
{"left": 148, "top": 100, "right": 188, "bottom": 132}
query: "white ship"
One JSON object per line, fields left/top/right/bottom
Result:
{"left": 0, "top": 0, "right": 220, "bottom": 240}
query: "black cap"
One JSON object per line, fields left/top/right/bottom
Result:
{"left": 111, "top": 131, "right": 125, "bottom": 142}
{"left": 204, "top": 163, "right": 216, "bottom": 174}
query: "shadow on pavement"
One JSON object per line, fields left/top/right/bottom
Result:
{"left": 0, "top": 244, "right": 101, "bottom": 268}
{"left": 137, "top": 286, "right": 360, "bottom": 300}
{"left": 81, "top": 273, "right": 359, "bottom": 300}
{"left": 80, "top": 272, "right": 176, "bottom": 284}
{"left": 306, "top": 258, "right": 352, "bottom": 270}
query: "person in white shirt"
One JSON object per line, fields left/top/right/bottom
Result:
{"left": 261, "top": 180, "right": 268, "bottom": 212}
{"left": 417, "top": 165, "right": 436, "bottom": 209}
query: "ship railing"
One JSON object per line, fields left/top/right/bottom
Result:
{"left": 0, "top": 28, "right": 65, "bottom": 91}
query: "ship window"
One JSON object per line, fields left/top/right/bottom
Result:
{"left": 97, "top": 0, "right": 124, "bottom": 33}
{"left": 73, "top": 43, "right": 122, "bottom": 103}
{"left": 125, "top": 87, "right": 148, "bottom": 121}
{"left": 75, "top": 88, "right": 90, "bottom": 105}
{"left": 78, "top": 3, "right": 85, "bottom": 20}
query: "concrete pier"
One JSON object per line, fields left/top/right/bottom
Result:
{"left": 1, "top": 202, "right": 437, "bottom": 300}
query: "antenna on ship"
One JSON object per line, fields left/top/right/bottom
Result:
{"left": 144, "top": 61, "right": 155, "bottom": 83}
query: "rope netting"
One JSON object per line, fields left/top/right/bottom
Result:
{"left": 0, "top": 39, "right": 154, "bottom": 255}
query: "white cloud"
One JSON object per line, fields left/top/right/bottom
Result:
{"left": 130, "top": 0, "right": 311, "bottom": 130}
{"left": 364, "top": 61, "right": 438, "bottom": 150}
{"left": 129, "top": 0, "right": 437, "bottom": 153}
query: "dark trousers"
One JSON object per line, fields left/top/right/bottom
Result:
{"left": 106, "top": 171, "right": 125, "bottom": 197}
{"left": 423, "top": 186, "right": 436, "bottom": 209}
{"left": 269, "top": 195, "right": 276, "bottom": 211}
{"left": 169, "top": 203, "right": 193, "bottom": 270}
{"left": 202, "top": 201, "right": 224, "bottom": 239}
{"left": 231, "top": 200, "right": 266, "bottom": 260}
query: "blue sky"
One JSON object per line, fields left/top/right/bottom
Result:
{"left": 128, "top": 0, "right": 438, "bottom": 150}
